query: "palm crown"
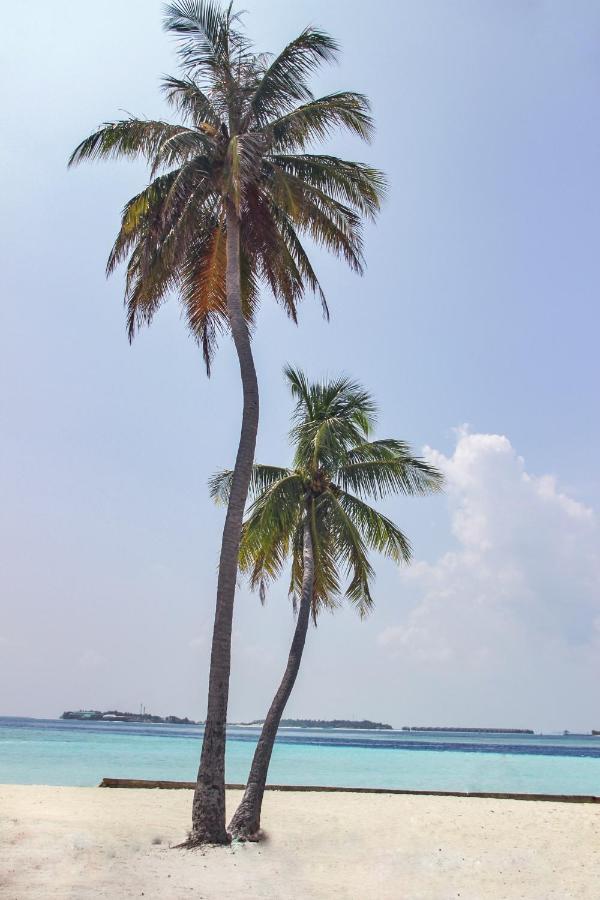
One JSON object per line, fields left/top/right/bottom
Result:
{"left": 69, "top": 1, "right": 386, "bottom": 371}
{"left": 211, "top": 368, "right": 444, "bottom": 618}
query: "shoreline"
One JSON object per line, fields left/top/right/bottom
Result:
{"left": 2, "top": 784, "right": 599, "bottom": 898}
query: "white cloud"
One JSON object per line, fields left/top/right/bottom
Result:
{"left": 379, "top": 430, "right": 600, "bottom": 687}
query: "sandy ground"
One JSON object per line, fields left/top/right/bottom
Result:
{"left": 1, "top": 786, "right": 599, "bottom": 900}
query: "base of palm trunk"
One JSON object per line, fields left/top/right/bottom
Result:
{"left": 228, "top": 801, "right": 262, "bottom": 842}
{"left": 177, "top": 827, "right": 232, "bottom": 848}
{"left": 188, "top": 787, "right": 231, "bottom": 846}
{"left": 228, "top": 823, "right": 261, "bottom": 841}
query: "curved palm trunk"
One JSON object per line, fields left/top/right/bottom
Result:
{"left": 228, "top": 521, "right": 315, "bottom": 840}
{"left": 191, "top": 202, "right": 259, "bottom": 845}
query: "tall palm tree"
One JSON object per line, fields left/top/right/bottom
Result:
{"left": 69, "top": 2, "right": 385, "bottom": 844}
{"left": 210, "top": 368, "right": 443, "bottom": 839}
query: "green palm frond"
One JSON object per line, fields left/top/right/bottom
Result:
{"left": 267, "top": 92, "right": 374, "bottom": 151}
{"left": 209, "top": 468, "right": 234, "bottom": 505}
{"left": 325, "top": 491, "right": 374, "bottom": 617}
{"left": 265, "top": 205, "right": 327, "bottom": 314}
{"left": 245, "top": 472, "right": 305, "bottom": 541}
{"left": 68, "top": 118, "right": 202, "bottom": 168}
{"left": 337, "top": 443, "right": 444, "bottom": 499}
{"left": 284, "top": 500, "right": 341, "bottom": 618}
{"left": 164, "top": 0, "right": 240, "bottom": 77}
{"left": 106, "top": 171, "right": 179, "bottom": 276}
{"left": 240, "top": 480, "right": 304, "bottom": 594}
{"left": 211, "top": 467, "right": 303, "bottom": 598}
{"left": 284, "top": 366, "right": 313, "bottom": 414}
{"left": 161, "top": 74, "right": 222, "bottom": 127}
{"left": 286, "top": 368, "right": 377, "bottom": 469}
{"left": 115, "top": 173, "right": 219, "bottom": 343}
{"left": 220, "top": 370, "right": 444, "bottom": 619}
{"left": 268, "top": 168, "right": 365, "bottom": 272}
{"left": 107, "top": 160, "right": 216, "bottom": 276}
{"left": 149, "top": 132, "right": 216, "bottom": 179}
{"left": 269, "top": 155, "right": 386, "bottom": 220}
{"left": 306, "top": 499, "right": 342, "bottom": 616}
{"left": 334, "top": 489, "right": 412, "bottom": 563}
{"left": 248, "top": 28, "right": 339, "bottom": 126}
{"left": 286, "top": 368, "right": 376, "bottom": 428}
{"left": 209, "top": 464, "right": 292, "bottom": 505}
{"left": 344, "top": 438, "right": 412, "bottom": 462}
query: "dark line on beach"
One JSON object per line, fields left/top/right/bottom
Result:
{"left": 99, "top": 777, "right": 600, "bottom": 804}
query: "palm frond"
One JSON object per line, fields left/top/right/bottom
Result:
{"left": 223, "top": 133, "right": 266, "bottom": 213}
{"left": 245, "top": 472, "right": 305, "bottom": 540}
{"left": 241, "top": 187, "right": 321, "bottom": 321}
{"left": 164, "top": 0, "right": 237, "bottom": 74}
{"left": 285, "top": 501, "right": 341, "bottom": 617}
{"left": 248, "top": 28, "right": 339, "bottom": 126}
{"left": 266, "top": 92, "right": 374, "bottom": 151}
{"left": 180, "top": 223, "right": 228, "bottom": 370}
{"left": 337, "top": 444, "right": 445, "bottom": 499}
{"left": 272, "top": 211, "right": 328, "bottom": 318}
{"left": 68, "top": 118, "right": 200, "bottom": 168}
{"left": 161, "top": 73, "right": 222, "bottom": 127}
{"left": 106, "top": 171, "right": 179, "bottom": 276}
{"left": 159, "top": 155, "right": 214, "bottom": 223}
{"left": 287, "top": 372, "right": 377, "bottom": 470}
{"left": 269, "top": 154, "right": 386, "bottom": 221}
{"left": 284, "top": 366, "right": 314, "bottom": 416}
{"left": 333, "top": 489, "right": 412, "bottom": 563}
{"left": 122, "top": 242, "right": 178, "bottom": 341}
{"left": 267, "top": 167, "right": 366, "bottom": 272}
{"left": 209, "top": 464, "right": 292, "bottom": 506}
{"left": 113, "top": 170, "right": 219, "bottom": 342}
{"left": 240, "top": 479, "right": 304, "bottom": 593}
{"left": 324, "top": 492, "right": 374, "bottom": 618}
{"left": 242, "top": 508, "right": 299, "bottom": 596}
{"left": 150, "top": 130, "right": 216, "bottom": 179}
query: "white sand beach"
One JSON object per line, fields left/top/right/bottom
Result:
{"left": 1, "top": 785, "right": 599, "bottom": 899}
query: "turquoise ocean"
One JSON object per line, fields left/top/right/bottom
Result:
{"left": 1, "top": 718, "right": 599, "bottom": 795}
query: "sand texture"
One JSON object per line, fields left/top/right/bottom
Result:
{"left": 1, "top": 785, "right": 599, "bottom": 899}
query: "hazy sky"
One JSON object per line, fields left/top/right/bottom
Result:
{"left": 2, "top": 1, "right": 599, "bottom": 732}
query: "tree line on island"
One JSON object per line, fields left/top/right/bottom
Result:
{"left": 61, "top": 710, "right": 199, "bottom": 725}
{"left": 63, "top": 711, "right": 597, "bottom": 737}
{"left": 61, "top": 711, "right": 393, "bottom": 730}
{"left": 402, "top": 726, "right": 534, "bottom": 735}
{"left": 241, "top": 719, "right": 393, "bottom": 730}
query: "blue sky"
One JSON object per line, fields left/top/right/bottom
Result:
{"left": 1, "top": 1, "right": 599, "bottom": 731}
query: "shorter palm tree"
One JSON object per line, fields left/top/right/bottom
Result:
{"left": 210, "top": 367, "right": 443, "bottom": 839}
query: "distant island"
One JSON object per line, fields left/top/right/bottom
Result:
{"left": 241, "top": 718, "right": 393, "bottom": 730}
{"left": 401, "top": 726, "right": 534, "bottom": 734}
{"left": 60, "top": 710, "right": 199, "bottom": 725}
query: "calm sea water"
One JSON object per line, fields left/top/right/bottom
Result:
{"left": 1, "top": 717, "right": 599, "bottom": 795}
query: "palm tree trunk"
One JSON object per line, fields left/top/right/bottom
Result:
{"left": 191, "top": 201, "right": 259, "bottom": 845}
{"left": 228, "top": 519, "right": 315, "bottom": 840}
